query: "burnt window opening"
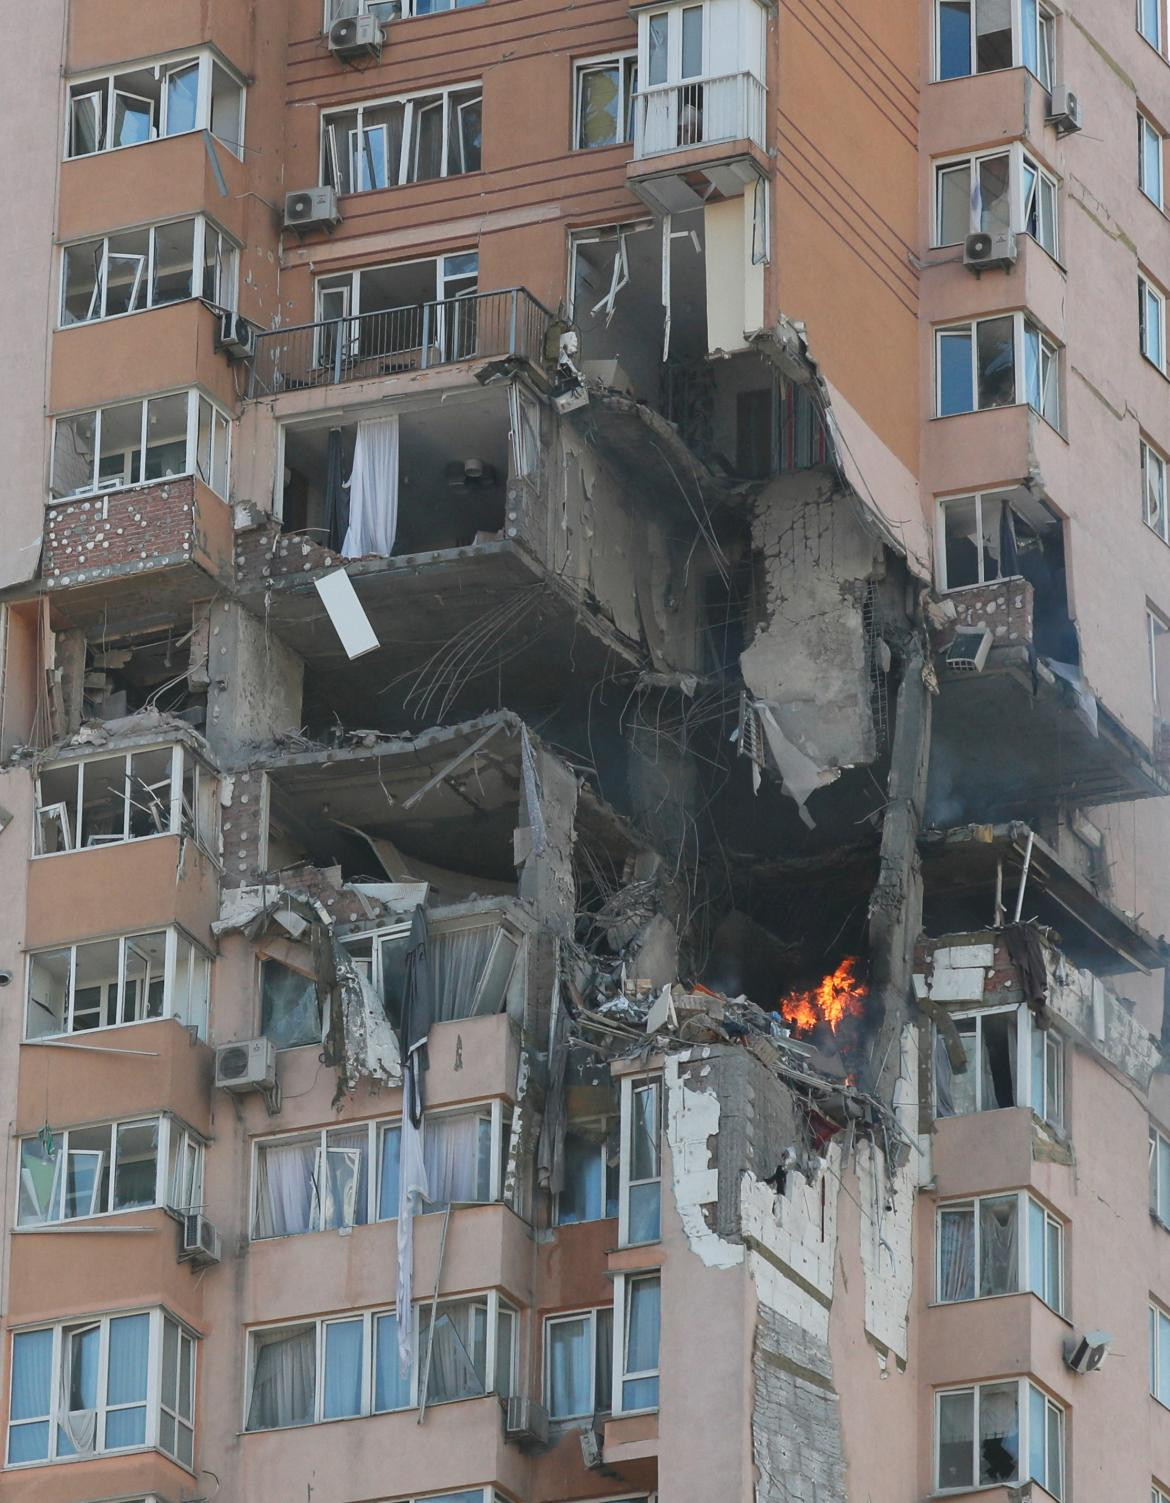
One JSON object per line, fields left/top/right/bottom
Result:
{"left": 81, "top": 627, "right": 207, "bottom": 726}
{"left": 734, "top": 377, "right": 829, "bottom": 480}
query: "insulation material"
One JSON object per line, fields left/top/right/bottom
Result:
{"left": 856, "top": 1032, "right": 917, "bottom": 1362}
{"left": 332, "top": 946, "right": 403, "bottom": 1093}
{"left": 313, "top": 570, "right": 380, "bottom": 659}
{"left": 664, "top": 1056, "right": 743, "bottom": 1270}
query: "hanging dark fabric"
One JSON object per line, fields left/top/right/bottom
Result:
{"left": 999, "top": 499, "right": 1020, "bottom": 579}
{"left": 322, "top": 427, "right": 347, "bottom": 553}
{"left": 401, "top": 904, "right": 434, "bottom": 1126}
{"left": 1003, "top": 920, "right": 1048, "bottom": 1024}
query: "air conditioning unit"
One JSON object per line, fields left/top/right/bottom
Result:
{"left": 1063, "top": 1330, "right": 1110, "bottom": 1373}
{"left": 284, "top": 185, "right": 341, "bottom": 233}
{"left": 216, "top": 310, "right": 256, "bottom": 360}
{"left": 215, "top": 1036, "right": 277, "bottom": 1093}
{"left": 180, "top": 1213, "right": 222, "bottom": 1267}
{"left": 1047, "top": 84, "right": 1082, "bottom": 135}
{"left": 945, "top": 626, "right": 993, "bottom": 674}
{"left": 327, "top": 14, "right": 383, "bottom": 59}
{"left": 504, "top": 1395, "right": 549, "bottom": 1447}
{"left": 964, "top": 230, "right": 1018, "bottom": 273}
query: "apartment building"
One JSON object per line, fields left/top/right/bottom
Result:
{"left": 3, "top": 1, "right": 1170, "bottom": 1500}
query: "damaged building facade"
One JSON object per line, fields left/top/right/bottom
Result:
{"left": 6, "top": 2, "right": 1170, "bottom": 1501}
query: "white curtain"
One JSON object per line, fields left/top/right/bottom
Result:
{"left": 548, "top": 1317, "right": 591, "bottom": 1418}
{"left": 424, "top": 1304, "right": 484, "bottom": 1403}
{"left": 254, "top": 1140, "right": 317, "bottom": 1238}
{"left": 57, "top": 1327, "right": 98, "bottom": 1456}
{"left": 979, "top": 1197, "right": 1019, "bottom": 1297}
{"left": 939, "top": 1206, "right": 975, "bottom": 1302}
{"left": 430, "top": 925, "right": 498, "bottom": 1023}
{"left": 424, "top": 1115, "right": 483, "bottom": 1208}
{"left": 342, "top": 415, "right": 399, "bottom": 558}
{"left": 625, "top": 1278, "right": 660, "bottom": 1375}
{"left": 248, "top": 1327, "right": 316, "bottom": 1430}
{"left": 396, "top": 1095, "right": 428, "bottom": 1377}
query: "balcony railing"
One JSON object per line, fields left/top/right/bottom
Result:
{"left": 248, "top": 287, "right": 552, "bottom": 398}
{"left": 632, "top": 72, "right": 766, "bottom": 160}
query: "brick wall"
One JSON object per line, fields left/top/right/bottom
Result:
{"left": 950, "top": 578, "right": 1034, "bottom": 647}
{"left": 44, "top": 477, "right": 198, "bottom": 588}
{"left": 234, "top": 516, "right": 339, "bottom": 588}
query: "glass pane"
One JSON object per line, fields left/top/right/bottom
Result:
{"left": 7, "top": 1420, "right": 50, "bottom": 1464}
{"left": 411, "top": 99, "right": 444, "bottom": 182}
{"left": 254, "top": 1138, "right": 317, "bottom": 1238}
{"left": 161, "top": 1317, "right": 179, "bottom": 1409}
{"left": 1020, "top": 0, "right": 1037, "bottom": 71}
{"left": 10, "top": 1330, "right": 53, "bottom": 1420}
{"left": 938, "top": 1205, "right": 975, "bottom": 1301}
{"left": 105, "top": 1404, "right": 147, "bottom": 1449}
{"left": 1028, "top": 1383, "right": 1046, "bottom": 1484}
{"left": 937, "top": 164, "right": 970, "bottom": 245}
{"left": 62, "top": 240, "right": 104, "bottom": 325}
{"left": 976, "top": 315, "right": 1015, "bottom": 408}
{"left": 978, "top": 1381, "right": 1019, "bottom": 1485}
{"left": 323, "top": 1129, "right": 370, "bottom": 1229}
{"left": 1045, "top": 1217, "right": 1061, "bottom": 1312}
{"left": 548, "top": 1316, "right": 591, "bottom": 1417}
{"left": 558, "top": 1134, "right": 603, "bottom": 1224}
{"left": 1027, "top": 1198, "right": 1045, "bottom": 1296}
{"left": 979, "top": 153, "right": 1011, "bottom": 236}
{"left": 323, "top": 1319, "right": 364, "bottom": 1418}
{"left": 495, "top": 1308, "right": 514, "bottom": 1396}
{"left": 623, "top": 1375, "right": 658, "bottom": 1409}
{"left": 68, "top": 1324, "right": 101, "bottom": 1411}
{"left": 1047, "top": 1401, "right": 1063, "bottom": 1499}
{"left": 248, "top": 1326, "right": 316, "bottom": 1430}
{"left": 108, "top": 1314, "right": 149, "bottom": 1405}
{"left": 938, "top": 330, "right": 973, "bottom": 415}
{"left": 595, "top": 1307, "right": 614, "bottom": 1412}
{"left": 165, "top": 63, "right": 200, "bottom": 136}
{"left": 628, "top": 1181, "right": 660, "bottom": 1243}
{"left": 374, "top": 1313, "right": 411, "bottom": 1410}
{"left": 179, "top": 1333, "right": 194, "bottom": 1417}
{"left": 18, "top": 1138, "right": 60, "bottom": 1225}
{"left": 70, "top": 91, "right": 103, "bottom": 156}
{"left": 423, "top": 1303, "right": 487, "bottom": 1403}
{"left": 113, "top": 92, "right": 154, "bottom": 147}
{"left": 681, "top": 6, "right": 703, "bottom": 77}
{"left": 579, "top": 65, "right": 620, "bottom": 148}
{"left": 630, "top": 1083, "right": 660, "bottom": 1180}
{"left": 648, "top": 13, "right": 669, "bottom": 85}
{"left": 942, "top": 497, "right": 980, "bottom": 588}
{"left": 978, "top": 1196, "right": 1018, "bottom": 1296}
{"left": 377, "top": 932, "right": 410, "bottom": 1031}
{"left": 260, "top": 959, "right": 319, "bottom": 1048}
{"left": 152, "top": 219, "right": 196, "bottom": 305}
{"left": 938, "top": 1389, "right": 974, "bottom": 1489}
{"left": 625, "top": 1276, "right": 660, "bottom": 1376}
{"left": 938, "top": 2, "right": 971, "bottom": 78}
{"left": 378, "top": 1123, "right": 401, "bottom": 1218}
{"left": 1159, "top": 1310, "right": 1170, "bottom": 1401}
{"left": 113, "top": 1120, "right": 158, "bottom": 1209}
{"left": 143, "top": 393, "right": 189, "bottom": 482}
{"left": 65, "top": 1131, "right": 109, "bottom": 1217}
{"left": 52, "top": 411, "right": 97, "bottom": 496}
{"left": 975, "top": 0, "right": 1012, "bottom": 71}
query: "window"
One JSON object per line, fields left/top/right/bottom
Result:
{"left": 8, "top": 1310, "right": 195, "bottom": 1467}
{"left": 1020, "top": 153, "right": 1058, "bottom": 257}
{"left": 937, "top": 0, "right": 1053, "bottom": 85}
{"left": 934, "top": 147, "right": 1057, "bottom": 257}
{"left": 934, "top": 1007, "right": 1063, "bottom": 1127}
{"left": 1141, "top": 112, "right": 1164, "bottom": 208}
{"left": 260, "top": 959, "right": 320, "bottom": 1049}
{"left": 50, "top": 391, "right": 231, "bottom": 500}
{"left": 326, "top": 0, "right": 485, "bottom": 19}
{"left": 66, "top": 52, "right": 244, "bottom": 160}
{"left": 556, "top": 1129, "right": 618, "bottom": 1225}
{"left": 613, "top": 1273, "right": 660, "bottom": 1414}
{"left": 61, "top": 217, "right": 239, "bottom": 327}
{"left": 936, "top": 1379, "right": 1063, "bottom": 1497}
{"left": 1150, "top": 606, "right": 1170, "bottom": 710}
{"left": 575, "top": 55, "right": 638, "bottom": 148}
{"left": 937, "top": 489, "right": 1026, "bottom": 590}
{"left": 937, "top": 1193, "right": 1063, "bottom": 1312}
{"left": 1153, "top": 1303, "right": 1170, "bottom": 1406}
{"left": 34, "top": 745, "right": 217, "bottom": 855}
{"left": 1156, "top": 1487, "right": 1170, "bottom": 1503}
{"left": 25, "top": 928, "right": 210, "bottom": 1041}
{"left": 245, "top": 1293, "right": 515, "bottom": 1431}
{"left": 251, "top": 1103, "right": 507, "bottom": 1240}
{"left": 619, "top": 1075, "right": 662, "bottom": 1246}
{"left": 16, "top": 1115, "right": 204, "bottom": 1227}
{"left": 545, "top": 1308, "right": 613, "bottom": 1420}
{"left": 321, "top": 84, "right": 482, "bottom": 196}
{"left": 1151, "top": 1125, "right": 1170, "bottom": 1224}
{"left": 1140, "top": 0, "right": 1164, "bottom": 50}
{"left": 1144, "top": 442, "right": 1169, "bottom": 541}
{"left": 1142, "top": 276, "right": 1168, "bottom": 373}
{"left": 935, "top": 313, "right": 1060, "bottom": 427}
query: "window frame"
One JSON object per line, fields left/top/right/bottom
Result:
{"left": 573, "top": 53, "right": 638, "bottom": 150}
{"left": 933, "top": 145, "right": 1060, "bottom": 258}
{"left": 64, "top": 50, "right": 246, "bottom": 161}
{"left": 935, "top": 488, "right": 1030, "bottom": 591}
{"left": 934, "top": 1005, "right": 1064, "bottom": 1128}
{"left": 1150, "top": 604, "right": 1170, "bottom": 710}
{"left": 6, "top": 1308, "right": 196, "bottom": 1469}
{"left": 1153, "top": 1301, "right": 1170, "bottom": 1407}
{"left": 543, "top": 1306, "right": 614, "bottom": 1421}
{"left": 934, "top": 0, "right": 1054, "bottom": 85}
{"left": 934, "top": 1377, "right": 1063, "bottom": 1496}
{"left": 324, "top": 0, "right": 485, "bottom": 20}
{"left": 1139, "top": 0, "right": 1165, "bottom": 53}
{"left": 1140, "top": 111, "right": 1165, "bottom": 209}
{"left": 618, "top": 1073, "right": 662, "bottom": 1248}
{"left": 935, "top": 1191, "right": 1064, "bottom": 1313}
{"left": 554, "top": 1124, "right": 618, "bottom": 1226}
{"left": 320, "top": 81, "right": 483, "bottom": 196}
{"left": 611, "top": 1271, "right": 660, "bottom": 1417}
{"left": 934, "top": 312, "right": 1061, "bottom": 428}
{"left": 1151, "top": 1124, "right": 1170, "bottom": 1224}
{"left": 50, "top": 391, "right": 232, "bottom": 501}
{"left": 1141, "top": 274, "right": 1169, "bottom": 375}
{"left": 59, "top": 216, "right": 240, "bottom": 329}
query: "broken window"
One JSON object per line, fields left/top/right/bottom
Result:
{"left": 614, "top": 1272, "right": 659, "bottom": 1414}
{"left": 544, "top": 1307, "right": 614, "bottom": 1420}
{"left": 619, "top": 1075, "right": 662, "bottom": 1246}
{"left": 575, "top": 54, "right": 638, "bottom": 148}
{"left": 65, "top": 52, "right": 245, "bottom": 160}
{"left": 1142, "top": 275, "right": 1167, "bottom": 373}
{"left": 344, "top": 913, "right": 519, "bottom": 1028}
{"left": 937, "top": 1378, "right": 1063, "bottom": 1496}
{"left": 556, "top": 1129, "right": 619, "bottom": 1225}
{"left": 1141, "top": 112, "right": 1165, "bottom": 209}
{"left": 34, "top": 745, "right": 218, "bottom": 853}
{"left": 7, "top": 1310, "right": 195, "bottom": 1466}
{"left": 1150, "top": 606, "right": 1170, "bottom": 712}
{"left": 935, "top": 1007, "right": 1063, "bottom": 1126}
{"left": 421, "top": 1296, "right": 516, "bottom": 1405}
{"left": 936, "top": 313, "right": 1059, "bottom": 425}
{"left": 1029, "top": 1019, "right": 1063, "bottom": 1128}
{"left": 321, "top": 84, "right": 482, "bottom": 195}
{"left": 25, "top": 929, "right": 209, "bottom": 1041}
{"left": 51, "top": 391, "right": 231, "bottom": 499}
{"left": 1150, "top": 1124, "right": 1170, "bottom": 1225}
{"left": 937, "top": 1193, "right": 1063, "bottom": 1310}
{"left": 60, "top": 217, "right": 237, "bottom": 327}
{"left": 260, "top": 958, "right": 320, "bottom": 1049}
{"left": 936, "top": 0, "right": 1052, "bottom": 83}
{"left": 935, "top": 150, "right": 1011, "bottom": 247}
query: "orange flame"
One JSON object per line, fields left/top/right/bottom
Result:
{"left": 779, "top": 957, "right": 867, "bottom": 1036}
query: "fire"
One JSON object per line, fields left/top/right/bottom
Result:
{"left": 779, "top": 957, "right": 867, "bottom": 1036}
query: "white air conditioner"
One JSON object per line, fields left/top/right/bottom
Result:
{"left": 504, "top": 1395, "right": 549, "bottom": 1447}
{"left": 945, "top": 626, "right": 993, "bottom": 674}
{"left": 284, "top": 185, "right": 341, "bottom": 233}
{"left": 180, "top": 1213, "right": 222, "bottom": 1267}
{"left": 1047, "top": 84, "right": 1082, "bottom": 135}
{"left": 215, "top": 1036, "right": 277, "bottom": 1093}
{"left": 328, "top": 14, "right": 384, "bottom": 58}
{"left": 1064, "top": 1330, "right": 1110, "bottom": 1373}
{"left": 964, "top": 230, "right": 1018, "bottom": 273}
{"left": 216, "top": 310, "right": 256, "bottom": 360}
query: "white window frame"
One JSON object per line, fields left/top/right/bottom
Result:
{"left": 935, "top": 312, "right": 1061, "bottom": 426}
{"left": 573, "top": 53, "right": 638, "bottom": 150}
{"left": 611, "top": 1271, "right": 660, "bottom": 1417}
{"left": 24, "top": 927, "right": 211, "bottom": 1042}
{"left": 1141, "top": 275, "right": 1168, "bottom": 374}
{"left": 1141, "top": 111, "right": 1165, "bottom": 208}
{"left": 6, "top": 1309, "right": 196, "bottom": 1469}
{"left": 50, "top": 390, "right": 232, "bottom": 501}
{"left": 935, "top": 0, "right": 1054, "bottom": 85}
{"left": 554, "top": 1125, "right": 616, "bottom": 1226}
{"left": 324, "top": 0, "right": 485, "bottom": 21}
{"left": 15, "top": 1114, "right": 205, "bottom": 1227}
{"left": 59, "top": 216, "right": 239, "bottom": 328}
{"left": 934, "top": 1378, "right": 1063, "bottom": 1496}
{"left": 934, "top": 1005, "right": 1064, "bottom": 1127}
{"left": 935, "top": 1191, "right": 1063, "bottom": 1312}
{"left": 1153, "top": 1302, "right": 1170, "bottom": 1406}
{"left": 543, "top": 1306, "right": 613, "bottom": 1420}
{"left": 1150, "top": 605, "right": 1170, "bottom": 708}
{"left": 320, "top": 82, "right": 483, "bottom": 196}
{"left": 618, "top": 1073, "right": 662, "bottom": 1248}
{"left": 935, "top": 489, "right": 1028, "bottom": 591}
{"left": 64, "top": 50, "right": 246, "bottom": 161}
{"left": 1155, "top": 1486, "right": 1170, "bottom": 1503}
{"left": 1151, "top": 1124, "right": 1170, "bottom": 1224}
{"left": 933, "top": 145, "right": 1059, "bottom": 258}
{"left": 1140, "top": 0, "right": 1165, "bottom": 52}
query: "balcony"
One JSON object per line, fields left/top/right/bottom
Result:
{"left": 248, "top": 287, "right": 552, "bottom": 399}
{"left": 628, "top": 73, "right": 767, "bottom": 213}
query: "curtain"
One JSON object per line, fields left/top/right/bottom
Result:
{"left": 548, "top": 1317, "right": 591, "bottom": 1418}
{"left": 424, "top": 1114, "right": 484, "bottom": 1208}
{"left": 254, "top": 1139, "right": 317, "bottom": 1238}
{"left": 425, "top": 1304, "right": 485, "bottom": 1403}
{"left": 979, "top": 1197, "right": 1019, "bottom": 1296}
{"left": 10, "top": 1329, "right": 52, "bottom": 1462}
{"left": 105, "top": 1314, "right": 149, "bottom": 1448}
{"left": 248, "top": 1327, "right": 316, "bottom": 1430}
{"left": 626, "top": 1279, "right": 660, "bottom": 1376}
{"left": 57, "top": 1326, "right": 98, "bottom": 1456}
{"left": 430, "top": 924, "right": 498, "bottom": 1023}
{"left": 374, "top": 1313, "right": 411, "bottom": 1412}
{"left": 322, "top": 1128, "right": 370, "bottom": 1229}
{"left": 323, "top": 427, "right": 346, "bottom": 552}
{"left": 934, "top": 1032, "right": 955, "bottom": 1118}
{"left": 322, "top": 1320, "right": 363, "bottom": 1419}
{"left": 939, "top": 1206, "right": 975, "bottom": 1301}
{"left": 978, "top": 1382, "right": 1019, "bottom": 1484}
{"left": 342, "top": 415, "right": 398, "bottom": 558}
{"left": 396, "top": 1100, "right": 428, "bottom": 1377}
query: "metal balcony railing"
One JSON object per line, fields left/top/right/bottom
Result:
{"left": 632, "top": 72, "right": 767, "bottom": 160}
{"left": 248, "top": 287, "right": 552, "bottom": 398}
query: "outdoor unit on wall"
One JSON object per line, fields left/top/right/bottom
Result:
{"left": 327, "top": 14, "right": 384, "bottom": 59}
{"left": 1063, "top": 1330, "right": 1111, "bottom": 1373}
{"left": 1047, "top": 85, "right": 1083, "bottom": 135}
{"left": 945, "top": 626, "right": 993, "bottom": 674}
{"left": 180, "top": 1214, "right": 222, "bottom": 1268}
{"left": 964, "top": 230, "right": 1018, "bottom": 273}
{"left": 215, "top": 1036, "right": 277, "bottom": 1093}
{"left": 283, "top": 186, "right": 341, "bottom": 233}
{"left": 504, "top": 1396, "right": 549, "bottom": 1448}
{"left": 216, "top": 311, "right": 257, "bottom": 361}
